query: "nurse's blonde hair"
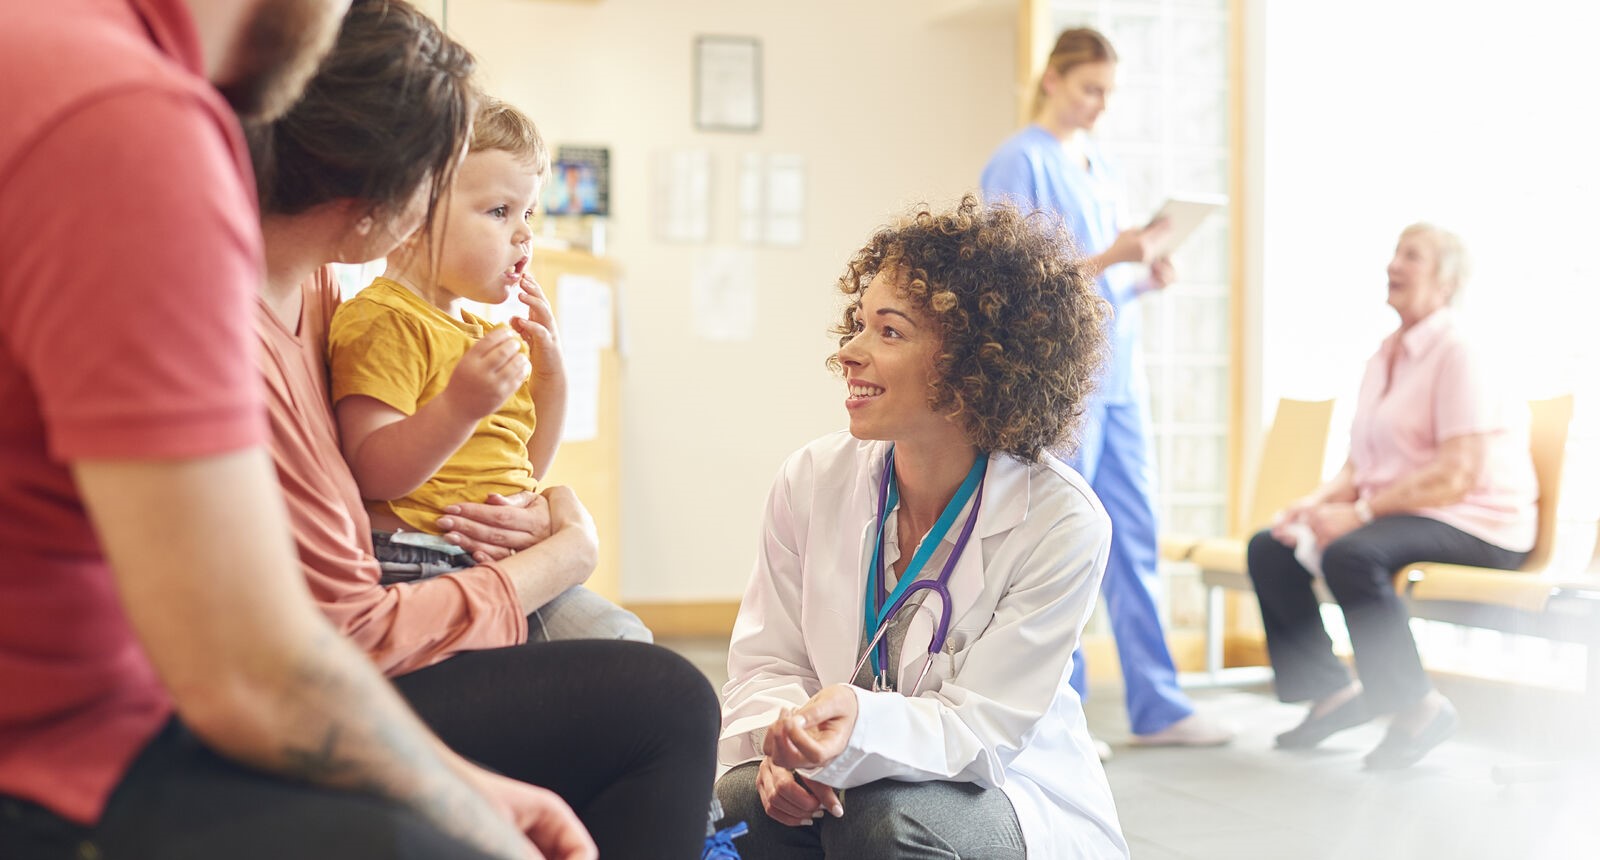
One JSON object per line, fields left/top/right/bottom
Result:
{"left": 1400, "top": 222, "right": 1469, "bottom": 299}
{"left": 1032, "top": 28, "right": 1118, "bottom": 118}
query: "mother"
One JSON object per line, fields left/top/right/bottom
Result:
{"left": 247, "top": 1, "right": 718, "bottom": 855}
{"left": 716, "top": 197, "right": 1127, "bottom": 858}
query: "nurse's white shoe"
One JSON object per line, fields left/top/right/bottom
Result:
{"left": 1092, "top": 736, "right": 1114, "bottom": 762}
{"left": 1130, "top": 713, "right": 1235, "bottom": 747}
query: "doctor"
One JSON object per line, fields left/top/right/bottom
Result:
{"left": 980, "top": 27, "right": 1232, "bottom": 751}
{"left": 715, "top": 196, "right": 1128, "bottom": 858}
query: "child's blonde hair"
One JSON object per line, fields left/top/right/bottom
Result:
{"left": 471, "top": 97, "right": 550, "bottom": 180}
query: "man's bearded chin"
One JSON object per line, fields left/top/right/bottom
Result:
{"left": 217, "top": 0, "right": 346, "bottom": 122}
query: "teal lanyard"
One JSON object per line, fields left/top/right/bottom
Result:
{"left": 864, "top": 447, "right": 988, "bottom": 677}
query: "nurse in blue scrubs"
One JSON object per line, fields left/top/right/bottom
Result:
{"left": 980, "top": 27, "right": 1232, "bottom": 751}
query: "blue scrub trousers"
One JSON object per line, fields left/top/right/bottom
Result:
{"left": 1067, "top": 394, "right": 1195, "bottom": 735}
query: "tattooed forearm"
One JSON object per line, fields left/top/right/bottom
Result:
{"left": 281, "top": 724, "right": 356, "bottom": 783}
{"left": 256, "top": 627, "right": 528, "bottom": 858}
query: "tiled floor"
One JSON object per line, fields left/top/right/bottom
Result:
{"left": 661, "top": 636, "right": 1599, "bottom": 860}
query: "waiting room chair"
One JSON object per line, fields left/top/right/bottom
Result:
{"left": 1185, "top": 398, "right": 1336, "bottom": 682}
{"left": 1397, "top": 395, "right": 1599, "bottom": 696}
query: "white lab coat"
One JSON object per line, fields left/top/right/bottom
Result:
{"left": 720, "top": 432, "right": 1128, "bottom": 858}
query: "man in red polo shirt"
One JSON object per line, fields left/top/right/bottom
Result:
{"left": 0, "top": 2, "right": 587, "bottom": 858}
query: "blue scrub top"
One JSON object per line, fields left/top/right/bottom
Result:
{"left": 980, "top": 125, "right": 1143, "bottom": 404}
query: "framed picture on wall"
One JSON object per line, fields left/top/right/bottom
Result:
{"left": 545, "top": 145, "right": 610, "bottom": 217}
{"left": 694, "top": 35, "right": 761, "bottom": 133}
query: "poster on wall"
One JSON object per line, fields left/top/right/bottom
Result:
{"left": 691, "top": 247, "right": 756, "bottom": 342}
{"left": 544, "top": 145, "right": 610, "bottom": 217}
{"left": 654, "top": 148, "right": 712, "bottom": 243}
{"left": 739, "top": 153, "right": 806, "bottom": 246}
{"left": 694, "top": 35, "right": 761, "bottom": 132}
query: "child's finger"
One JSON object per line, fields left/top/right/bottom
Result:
{"left": 484, "top": 338, "right": 527, "bottom": 371}
{"left": 519, "top": 274, "right": 550, "bottom": 301}
{"left": 493, "top": 358, "right": 531, "bottom": 388}
{"left": 512, "top": 317, "right": 555, "bottom": 346}
{"left": 518, "top": 294, "right": 557, "bottom": 330}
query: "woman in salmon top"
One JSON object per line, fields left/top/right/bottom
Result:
{"left": 1247, "top": 223, "right": 1536, "bottom": 770}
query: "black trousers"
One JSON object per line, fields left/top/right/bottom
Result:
{"left": 0, "top": 719, "right": 504, "bottom": 860}
{"left": 1246, "top": 515, "right": 1526, "bottom": 712}
{"left": 1, "top": 640, "right": 719, "bottom": 860}
{"left": 394, "top": 639, "right": 721, "bottom": 860}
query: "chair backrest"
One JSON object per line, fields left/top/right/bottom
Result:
{"left": 1242, "top": 398, "right": 1336, "bottom": 534}
{"left": 1520, "top": 394, "right": 1575, "bottom": 571}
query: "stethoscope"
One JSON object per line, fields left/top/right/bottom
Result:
{"left": 852, "top": 446, "right": 988, "bottom": 697}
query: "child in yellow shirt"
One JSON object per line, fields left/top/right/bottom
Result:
{"left": 328, "top": 98, "right": 646, "bottom": 641}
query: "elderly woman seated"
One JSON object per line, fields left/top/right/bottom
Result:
{"left": 1247, "top": 223, "right": 1536, "bottom": 770}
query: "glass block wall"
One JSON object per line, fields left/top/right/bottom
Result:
{"left": 1051, "top": 0, "right": 1233, "bottom": 541}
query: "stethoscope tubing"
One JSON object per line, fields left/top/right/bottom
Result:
{"left": 860, "top": 448, "right": 986, "bottom": 692}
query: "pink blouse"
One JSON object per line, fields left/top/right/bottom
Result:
{"left": 1348, "top": 309, "right": 1537, "bottom": 552}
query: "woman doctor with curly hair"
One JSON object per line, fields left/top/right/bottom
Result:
{"left": 714, "top": 196, "right": 1128, "bottom": 859}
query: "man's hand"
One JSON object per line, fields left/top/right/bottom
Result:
{"left": 436, "top": 492, "right": 553, "bottom": 564}
{"left": 443, "top": 328, "right": 530, "bottom": 420}
{"left": 467, "top": 765, "right": 596, "bottom": 860}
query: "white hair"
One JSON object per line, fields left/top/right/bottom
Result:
{"left": 1400, "top": 222, "right": 1469, "bottom": 300}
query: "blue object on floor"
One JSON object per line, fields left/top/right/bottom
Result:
{"left": 702, "top": 820, "right": 748, "bottom": 859}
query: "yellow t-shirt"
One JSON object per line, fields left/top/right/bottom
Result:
{"left": 327, "top": 277, "right": 538, "bottom": 534}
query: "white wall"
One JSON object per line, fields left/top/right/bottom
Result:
{"left": 440, "top": 0, "right": 1016, "bottom": 601}
{"left": 1257, "top": 0, "right": 1599, "bottom": 422}
{"left": 1251, "top": 0, "right": 1600, "bottom": 562}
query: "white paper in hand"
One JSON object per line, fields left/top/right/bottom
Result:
{"left": 1283, "top": 521, "right": 1324, "bottom": 580}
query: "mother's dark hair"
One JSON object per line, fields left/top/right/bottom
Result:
{"left": 245, "top": 0, "right": 474, "bottom": 232}
{"left": 830, "top": 195, "right": 1109, "bottom": 462}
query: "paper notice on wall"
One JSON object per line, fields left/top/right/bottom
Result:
{"left": 655, "top": 149, "right": 712, "bottom": 243}
{"left": 738, "top": 154, "right": 764, "bottom": 243}
{"left": 739, "top": 153, "right": 806, "bottom": 246}
{"left": 559, "top": 344, "right": 601, "bottom": 443}
{"left": 557, "top": 274, "right": 614, "bottom": 349}
{"left": 764, "top": 154, "right": 806, "bottom": 245}
{"left": 691, "top": 247, "right": 756, "bottom": 342}
{"left": 556, "top": 274, "right": 613, "bottom": 443}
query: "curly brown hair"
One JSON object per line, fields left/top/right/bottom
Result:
{"left": 828, "top": 195, "right": 1108, "bottom": 462}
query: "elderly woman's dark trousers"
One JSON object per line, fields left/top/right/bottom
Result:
{"left": 1246, "top": 516, "right": 1526, "bottom": 713}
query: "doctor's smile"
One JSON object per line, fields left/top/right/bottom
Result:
{"left": 844, "top": 381, "right": 885, "bottom": 406}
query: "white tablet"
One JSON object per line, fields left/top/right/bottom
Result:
{"left": 1144, "top": 195, "right": 1227, "bottom": 259}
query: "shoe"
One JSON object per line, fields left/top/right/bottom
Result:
{"left": 1131, "top": 713, "right": 1235, "bottom": 747}
{"left": 1363, "top": 699, "right": 1458, "bottom": 770}
{"left": 1092, "top": 736, "right": 1113, "bottom": 762}
{"left": 702, "top": 820, "right": 748, "bottom": 859}
{"left": 1275, "top": 695, "right": 1374, "bottom": 750}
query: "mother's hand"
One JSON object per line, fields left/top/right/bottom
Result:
{"left": 434, "top": 491, "right": 553, "bottom": 564}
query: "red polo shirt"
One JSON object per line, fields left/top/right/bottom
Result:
{"left": 0, "top": 0, "right": 267, "bottom": 824}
